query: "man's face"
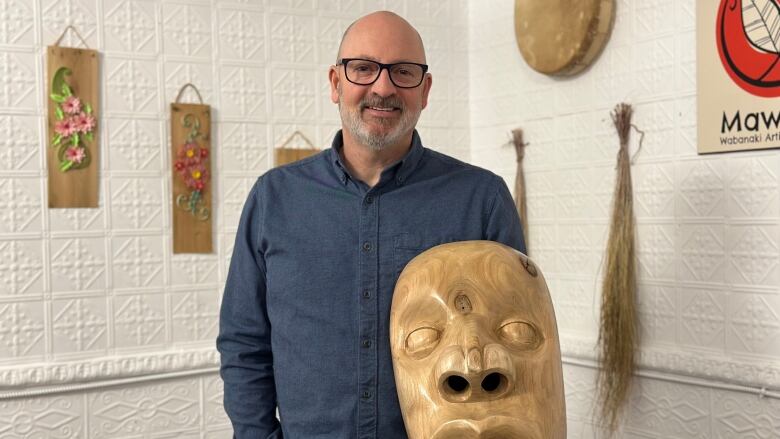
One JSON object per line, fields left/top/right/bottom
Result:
{"left": 390, "top": 241, "right": 566, "bottom": 439}
{"left": 329, "top": 15, "right": 432, "bottom": 150}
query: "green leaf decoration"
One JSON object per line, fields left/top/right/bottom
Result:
{"left": 53, "top": 134, "right": 62, "bottom": 146}
{"left": 60, "top": 160, "right": 73, "bottom": 172}
{"left": 55, "top": 107, "right": 64, "bottom": 120}
{"left": 189, "top": 190, "right": 201, "bottom": 212}
{"left": 50, "top": 93, "right": 65, "bottom": 103}
{"left": 62, "top": 83, "right": 72, "bottom": 97}
{"left": 85, "top": 103, "right": 92, "bottom": 114}
{"left": 85, "top": 131, "right": 93, "bottom": 142}
{"left": 52, "top": 67, "right": 72, "bottom": 101}
{"left": 56, "top": 144, "right": 65, "bottom": 161}
{"left": 72, "top": 133, "right": 79, "bottom": 146}
{"left": 79, "top": 150, "right": 91, "bottom": 168}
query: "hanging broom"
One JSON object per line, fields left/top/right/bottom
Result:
{"left": 596, "top": 103, "right": 638, "bottom": 435}
{"left": 511, "top": 128, "right": 529, "bottom": 254}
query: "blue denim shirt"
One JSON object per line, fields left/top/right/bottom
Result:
{"left": 218, "top": 130, "right": 525, "bottom": 439}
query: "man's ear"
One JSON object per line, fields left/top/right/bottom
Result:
{"left": 329, "top": 66, "right": 341, "bottom": 104}
{"left": 420, "top": 73, "right": 432, "bottom": 109}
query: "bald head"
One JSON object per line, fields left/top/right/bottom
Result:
{"left": 336, "top": 11, "right": 426, "bottom": 64}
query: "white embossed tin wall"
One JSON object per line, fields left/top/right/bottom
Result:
{"left": 469, "top": 0, "right": 780, "bottom": 437}
{"left": 0, "top": 0, "right": 469, "bottom": 437}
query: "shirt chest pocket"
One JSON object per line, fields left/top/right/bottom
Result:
{"left": 393, "top": 233, "right": 456, "bottom": 276}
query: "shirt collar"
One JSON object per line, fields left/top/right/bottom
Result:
{"left": 329, "top": 131, "right": 350, "bottom": 185}
{"left": 329, "top": 129, "right": 425, "bottom": 187}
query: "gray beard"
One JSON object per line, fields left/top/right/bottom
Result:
{"left": 338, "top": 95, "right": 421, "bottom": 151}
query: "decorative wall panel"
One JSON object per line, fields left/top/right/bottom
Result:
{"left": 88, "top": 378, "right": 200, "bottom": 438}
{"left": 0, "top": 239, "right": 44, "bottom": 298}
{"left": 0, "top": 393, "right": 84, "bottom": 439}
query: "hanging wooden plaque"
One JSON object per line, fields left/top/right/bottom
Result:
{"left": 275, "top": 148, "right": 319, "bottom": 166}
{"left": 274, "top": 131, "right": 319, "bottom": 166}
{"left": 46, "top": 29, "right": 100, "bottom": 207}
{"left": 171, "top": 84, "right": 212, "bottom": 254}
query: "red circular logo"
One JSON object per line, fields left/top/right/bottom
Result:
{"left": 717, "top": 0, "right": 780, "bottom": 97}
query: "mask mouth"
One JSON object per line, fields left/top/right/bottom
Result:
{"left": 430, "top": 417, "right": 542, "bottom": 439}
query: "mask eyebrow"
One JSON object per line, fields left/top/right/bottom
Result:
{"left": 397, "top": 290, "right": 447, "bottom": 328}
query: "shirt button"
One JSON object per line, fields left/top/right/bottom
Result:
{"left": 365, "top": 196, "right": 373, "bottom": 204}
{"left": 362, "top": 242, "right": 372, "bottom": 251}
{"left": 362, "top": 390, "right": 371, "bottom": 399}
{"left": 362, "top": 339, "right": 371, "bottom": 348}
{"left": 362, "top": 290, "right": 371, "bottom": 299}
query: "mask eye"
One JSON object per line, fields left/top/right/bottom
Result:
{"left": 498, "top": 321, "right": 541, "bottom": 350}
{"left": 405, "top": 327, "right": 440, "bottom": 358}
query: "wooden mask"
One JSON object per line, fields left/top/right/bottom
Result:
{"left": 390, "top": 241, "right": 565, "bottom": 439}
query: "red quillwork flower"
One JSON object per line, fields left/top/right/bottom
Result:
{"left": 175, "top": 144, "right": 209, "bottom": 190}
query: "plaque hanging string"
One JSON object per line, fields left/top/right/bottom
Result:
{"left": 54, "top": 26, "right": 90, "bottom": 48}
{"left": 175, "top": 83, "right": 204, "bottom": 104}
{"left": 277, "top": 130, "right": 316, "bottom": 150}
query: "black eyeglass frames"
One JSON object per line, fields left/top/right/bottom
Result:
{"left": 337, "top": 58, "right": 429, "bottom": 88}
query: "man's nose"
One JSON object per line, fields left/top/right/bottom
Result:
{"left": 434, "top": 341, "right": 516, "bottom": 404}
{"left": 370, "top": 68, "right": 397, "bottom": 97}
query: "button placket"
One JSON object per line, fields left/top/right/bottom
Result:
{"left": 357, "top": 192, "right": 378, "bottom": 435}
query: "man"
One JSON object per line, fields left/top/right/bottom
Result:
{"left": 217, "top": 11, "right": 525, "bottom": 438}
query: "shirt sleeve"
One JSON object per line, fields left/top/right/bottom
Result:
{"left": 484, "top": 175, "right": 527, "bottom": 254}
{"left": 217, "top": 178, "right": 282, "bottom": 439}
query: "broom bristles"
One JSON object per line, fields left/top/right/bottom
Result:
{"left": 596, "top": 103, "right": 638, "bottom": 435}
{"left": 511, "top": 128, "right": 529, "bottom": 254}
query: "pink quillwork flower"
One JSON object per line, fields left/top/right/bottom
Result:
{"left": 74, "top": 112, "right": 96, "bottom": 133}
{"left": 65, "top": 147, "right": 85, "bottom": 164}
{"left": 55, "top": 118, "right": 76, "bottom": 137}
{"left": 62, "top": 96, "right": 81, "bottom": 114}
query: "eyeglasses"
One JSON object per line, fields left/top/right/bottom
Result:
{"left": 338, "top": 58, "right": 428, "bottom": 88}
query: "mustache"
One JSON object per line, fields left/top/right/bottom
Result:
{"left": 360, "top": 95, "right": 404, "bottom": 110}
